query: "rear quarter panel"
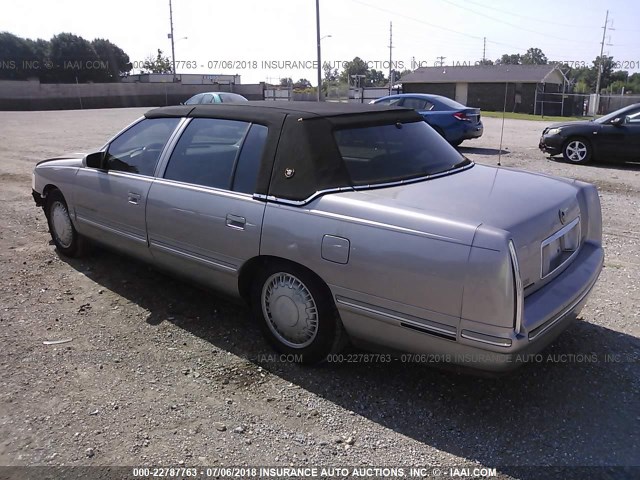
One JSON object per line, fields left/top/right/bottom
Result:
{"left": 259, "top": 195, "right": 477, "bottom": 335}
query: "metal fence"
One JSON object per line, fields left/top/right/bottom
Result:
{"left": 534, "top": 91, "right": 640, "bottom": 117}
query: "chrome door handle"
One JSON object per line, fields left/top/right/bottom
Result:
{"left": 226, "top": 214, "right": 246, "bottom": 230}
{"left": 128, "top": 192, "right": 141, "bottom": 205}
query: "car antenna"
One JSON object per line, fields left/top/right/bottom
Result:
{"left": 498, "top": 82, "right": 508, "bottom": 167}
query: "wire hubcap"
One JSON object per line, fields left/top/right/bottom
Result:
{"left": 261, "top": 273, "right": 319, "bottom": 348}
{"left": 51, "top": 201, "right": 73, "bottom": 248}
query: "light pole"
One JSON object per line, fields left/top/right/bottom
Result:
{"left": 315, "top": 0, "right": 322, "bottom": 101}
{"left": 168, "top": 0, "right": 176, "bottom": 81}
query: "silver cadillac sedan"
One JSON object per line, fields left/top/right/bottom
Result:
{"left": 31, "top": 102, "right": 604, "bottom": 372}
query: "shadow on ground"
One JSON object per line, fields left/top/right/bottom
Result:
{"left": 546, "top": 155, "right": 640, "bottom": 171}
{"left": 458, "top": 146, "right": 509, "bottom": 156}
{"left": 59, "top": 248, "right": 640, "bottom": 479}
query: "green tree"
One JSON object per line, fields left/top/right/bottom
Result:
{"left": 477, "top": 59, "right": 494, "bottom": 66}
{"left": 521, "top": 48, "right": 548, "bottom": 65}
{"left": 339, "top": 57, "right": 369, "bottom": 85}
{"left": 592, "top": 55, "right": 616, "bottom": 91}
{"left": 366, "top": 68, "right": 387, "bottom": 87}
{"left": 49, "top": 32, "right": 100, "bottom": 82}
{"left": 0, "top": 32, "right": 44, "bottom": 80}
{"left": 91, "top": 38, "right": 132, "bottom": 81}
{"left": 142, "top": 49, "right": 172, "bottom": 74}
{"left": 293, "top": 78, "right": 312, "bottom": 90}
{"left": 321, "top": 64, "right": 339, "bottom": 94}
{"left": 279, "top": 77, "right": 293, "bottom": 87}
{"left": 497, "top": 53, "right": 521, "bottom": 65}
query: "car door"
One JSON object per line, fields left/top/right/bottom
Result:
{"left": 146, "top": 117, "right": 268, "bottom": 296}
{"left": 73, "top": 117, "right": 182, "bottom": 259}
{"left": 622, "top": 108, "right": 640, "bottom": 159}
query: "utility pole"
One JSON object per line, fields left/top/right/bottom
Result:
{"left": 168, "top": 0, "right": 176, "bottom": 82}
{"left": 316, "top": 0, "right": 322, "bottom": 101}
{"left": 594, "top": 10, "right": 609, "bottom": 114}
{"left": 483, "top": 37, "right": 486, "bottom": 63}
{"left": 436, "top": 56, "right": 446, "bottom": 67}
{"left": 388, "top": 21, "right": 393, "bottom": 95}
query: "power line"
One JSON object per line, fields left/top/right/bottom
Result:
{"left": 462, "top": 0, "right": 600, "bottom": 29}
{"left": 347, "top": 0, "right": 529, "bottom": 52}
{"left": 345, "top": 0, "right": 603, "bottom": 62}
{"left": 437, "top": 0, "right": 598, "bottom": 45}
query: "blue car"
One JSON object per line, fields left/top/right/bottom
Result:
{"left": 372, "top": 94, "right": 483, "bottom": 146}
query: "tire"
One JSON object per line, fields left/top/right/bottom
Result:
{"left": 251, "top": 261, "right": 346, "bottom": 364}
{"left": 562, "top": 138, "right": 592, "bottom": 164}
{"left": 45, "top": 189, "right": 87, "bottom": 257}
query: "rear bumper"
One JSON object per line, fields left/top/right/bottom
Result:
{"left": 460, "top": 122, "right": 483, "bottom": 141}
{"left": 337, "top": 241, "right": 603, "bottom": 373}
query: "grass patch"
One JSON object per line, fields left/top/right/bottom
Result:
{"left": 481, "top": 111, "right": 593, "bottom": 122}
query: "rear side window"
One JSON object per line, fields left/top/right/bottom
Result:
{"left": 106, "top": 118, "right": 180, "bottom": 176}
{"left": 232, "top": 124, "right": 268, "bottom": 194}
{"left": 334, "top": 121, "right": 468, "bottom": 186}
{"left": 185, "top": 94, "right": 203, "bottom": 105}
{"left": 403, "top": 97, "right": 433, "bottom": 110}
{"left": 375, "top": 97, "right": 401, "bottom": 106}
{"left": 164, "top": 118, "right": 251, "bottom": 189}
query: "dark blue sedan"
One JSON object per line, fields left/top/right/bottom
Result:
{"left": 372, "top": 93, "right": 483, "bottom": 146}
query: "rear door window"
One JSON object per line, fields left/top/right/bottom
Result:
{"left": 164, "top": 118, "right": 256, "bottom": 190}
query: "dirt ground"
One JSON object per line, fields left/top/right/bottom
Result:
{"left": 0, "top": 108, "right": 638, "bottom": 478}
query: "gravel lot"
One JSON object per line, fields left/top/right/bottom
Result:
{"left": 0, "top": 108, "right": 638, "bottom": 479}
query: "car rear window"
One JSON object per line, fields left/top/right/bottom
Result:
{"left": 333, "top": 121, "right": 469, "bottom": 186}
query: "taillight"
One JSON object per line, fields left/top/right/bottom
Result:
{"left": 453, "top": 112, "right": 471, "bottom": 121}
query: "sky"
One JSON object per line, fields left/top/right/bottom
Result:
{"left": 1, "top": 0, "right": 639, "bottom": 85}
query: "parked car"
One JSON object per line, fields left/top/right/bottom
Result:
{"left": 371, "top": 93, "right": 483, "bottom": 146}
{"left": 183, "top": 92, "right": 248, "bottom": 105}
{"left": 539, "top": 103, "right": 640, "bottom": 164}
{"left": 32, "top": 102, "right": 603, "bottom": 372}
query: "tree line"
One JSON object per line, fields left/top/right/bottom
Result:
{"left": 2, "top": 33, "right": 639, "bottom": 95}
{"left": 320, "top": 47, "right": 640, "bottom": 95}
{"left": 0, "top": 32, "right": 132, "bottom": 82}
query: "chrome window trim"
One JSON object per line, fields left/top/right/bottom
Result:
{"left": 153, "top": 178, "right": 258, "bottom": 202}
{"left": 153, "top": 117, "right": 191, "bottom": 178}
{"left": 540, "top": 216, "right": 581, "bottom": 280}
{"left": 104, "top": 171, "right": 155, "bottom": 182}
{"left": 509, "top": 240, "right": 524, "bottom": 335}
{"left": 254, "top": 161, "right": 475, "bottom": 207}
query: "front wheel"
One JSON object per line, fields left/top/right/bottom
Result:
{"left": 562, "top": 138, "right": 592, "bottom": 164}
{"left": 45, "top": 190, "right": 87, "bottom": 257}
{"left": 251, "top": 262, "right": 346, "bottom": 363}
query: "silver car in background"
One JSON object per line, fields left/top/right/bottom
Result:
{"left": 32, "top": 102, "right": 604, "bottom": 372}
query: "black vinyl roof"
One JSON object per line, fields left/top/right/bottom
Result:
{"left": 144, "top": 101, "right": 424, "bottom": 203}
{"left": 146, "top": 101, "right": 414, "bottom": 121}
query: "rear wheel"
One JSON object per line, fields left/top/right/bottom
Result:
{"left": 251, "top": 261, "right": 346, "bottom": 363}
{"left": 45, "top": 190, "right": 86, "bottom": 257}
{"left": 562, "top": 138, "right": 592, "bottom": 164}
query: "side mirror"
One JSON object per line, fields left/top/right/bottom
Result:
{"left": 84, "top": 151, "right": 107, "bottom": 169}
{"left": 610, "top": 116, "right": 627, "bottom": 127}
